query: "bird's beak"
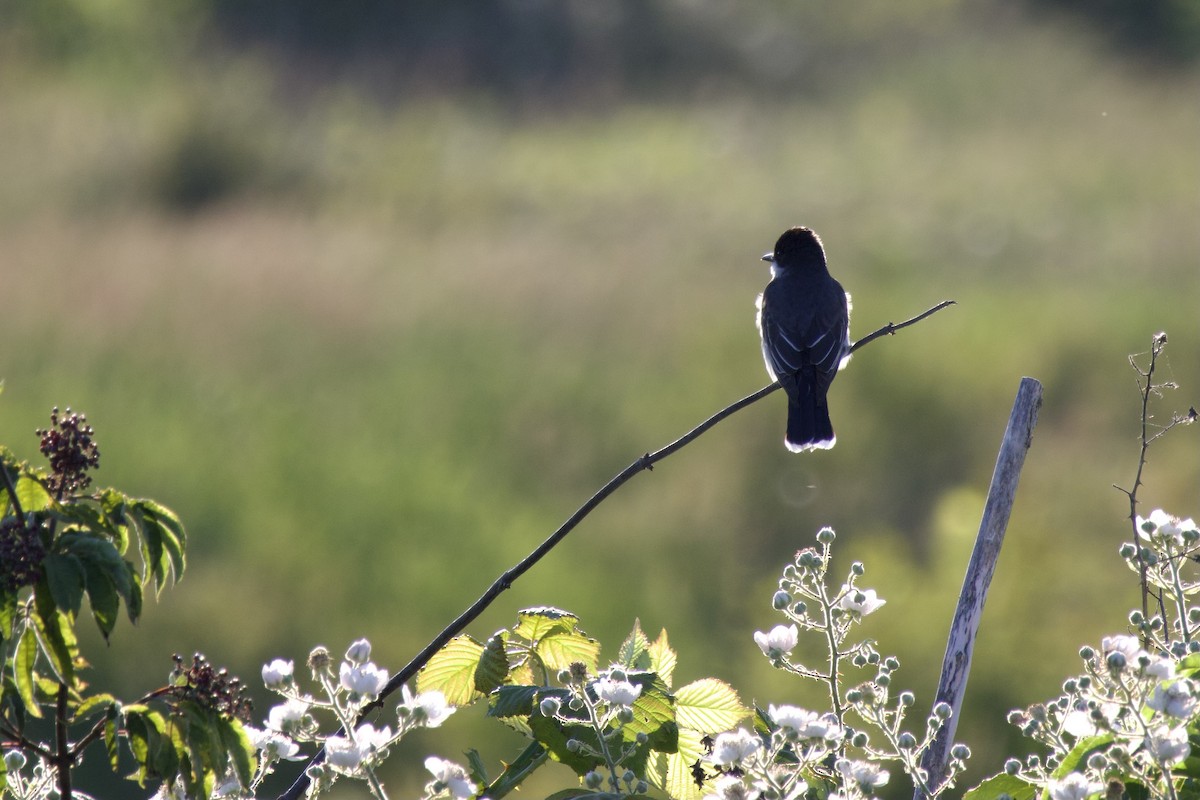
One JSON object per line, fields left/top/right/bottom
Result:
{"left": 761, "top": 252, "right": 774, "bottom": 263}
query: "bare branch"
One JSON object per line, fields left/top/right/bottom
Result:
{"left": 277, "top": 298, "right": 956, "bottom": 800}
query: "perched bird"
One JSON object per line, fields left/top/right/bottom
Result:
{"left": 756, "top": 227, "right": 851, "bottom": 452}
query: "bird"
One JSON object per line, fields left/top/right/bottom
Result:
{"left": 756, "top": 227, "right": 851, "bottom": 452}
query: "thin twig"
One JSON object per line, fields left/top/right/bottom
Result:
{"left": 1112, "top": 332, "right": 1179, "bottom": 637}
{"left": 277, "top": 298, "right": 956, "bottom": 800}
{"left": 56, "top": 683, "right": 72, "bottom": 800}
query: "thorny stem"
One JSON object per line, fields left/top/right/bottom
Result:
{"left": 1112, "top": 333, "right": 1193, "bottom": 646}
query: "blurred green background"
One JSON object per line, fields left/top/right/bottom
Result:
{"left": 1, "top": 1, "right": 1198, "bottom": 796}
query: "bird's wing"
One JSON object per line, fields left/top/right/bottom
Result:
{"left": 760, "top": 283, "right": 848, "bottom": 387}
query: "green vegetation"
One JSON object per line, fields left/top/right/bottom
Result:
{"left": 0, "top": 2, "right": 1197, "bottom": 796}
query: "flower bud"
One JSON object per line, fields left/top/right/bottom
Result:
{"left": 307, "top": 647, "right": 331, "bottom": 673}
{"left": 1004, "top": 759, "right": 1021, "bottom": 775}
{"left": 636, "top": 732, "right": 649, "bottom": 744}
{"left": 622, "top": 770, "right": 636, "bottom": 785}
{"left": 566, "top": 738, "right": 582, "bottom": 753}
{"left": 884, "top": 656, "right": 898, "bottom": 670}
{"left": 540, "top": 697, "right": 562, "bottom": 717}
{"left": 4, "top": 750, "right": 27, "bottom": 772}
{"left": 951, "top": 744, "right": 971, "bottom": 760}
{"left": 898, "top": 732, "right": 917, "bottom": 750}
{"left": 851, "top": 732, "right": 868, "bottom": 748}
{"left": 816, "top": 527, "right": 836, "bottom": 545}
{"left": 773, "top": 590, "right": 792, "bottom": 610}
{"left": 585, "top": 771, "right": 603, "bottom": 789}
{"left": 933, "top": 702, "right": 953, "bottom": 720}
{"left": 1079, "top": 645, "right": 1095, "bottom": 660}
{"left": 345, "top": 639, "right": 372, "bottom": 665}
{"left": 1087, "top": 753, "right": 1107, "bottom": 770}
{"left": 617, "top": 706, "right": 635, "bottom": 724}
{"left": 557, "top": 669, "right": 572, "bottom": 684}
{"left": 899, "top": 691, "right": 915, "bottom": 706}
{"left": 1118, "top": 543, "right": 1137, "bottom": 560}
{"left": 1106, "top": 652, "right": 1127, "bottom": 671}
{"left": 876, "top": 674, "right": 890, "bottom": 688}
{"left": 851, "top": 561, "right": 865, "bottom": 576}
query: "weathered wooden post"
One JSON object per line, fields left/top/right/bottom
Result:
{"left": 916, "top": 377, "right": 1043, "bottom": 799}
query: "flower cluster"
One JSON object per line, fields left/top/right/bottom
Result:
{"left": 537, "top": 663, "right": 651, "bottom": 796}
{"left": 1006, "top": 509, "right": 1200, "bottom": 800}
{"left": 223, "top": 639, "right": 458, "bottom": 798}
{"left": 704, "top": 526, "right": 969, "bottom": 800}
{"left": 0, "top": 515, "right": 46, "bottom": 592}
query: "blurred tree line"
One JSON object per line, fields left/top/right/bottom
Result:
{"left": 5, "top": 0, "right": 1199, "bottom": 99}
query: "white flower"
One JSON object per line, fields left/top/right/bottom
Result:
{"left": 710, "top": 728, "right": 762, "bottom": 768}
{"left": 425, "top": 755, "right": 478, "bottom": 799}
{"left": 754, "top": 624, "right": 799, "bottom": 658}
{"left": 339, "top": 660, "right": 388, "bottom": 699}
{"left": 1148, "top": 679, "right": 1198, "bottom": 718}
{"left": 261, "top": 659, "right": 294, "bottom": 689}
{"left": 704, "top": 774, "right": 758, "bottom": 800}
{"left": 1144, "top": 726, "right": 1191, "bottom": 766}
{"left": 400, "top": 685, "right": 456, "bottom": 728}
{"left": 325, "top": 735, "right": 364, "bottom": 771}
{"left": 1048, "top": 773, "right": 1105, "bottom": 800}
{"left": 266, "top": 698, "right": 310, "bottom": 734}
{"left": 594, "top": 677, "right": 642, "bottom": 707}
{"left": 324, "top": 723, "right": 393, "bottom": 773}
{"left": 1142, "top": 656, "right": 1175, "bottom": 680}
{"left": 245, "top": 725, "right": 304, "bottom": 761}
{"left": 1061, "top": 709, "right": 1098, "bottom": 738}
{"left": 836, "top": 759, "right": 889, "bottom": 791}
{"left": 1138, "top": 509, "right": 1196, "bottom": 547}
{"left": 345, "top": 638, "right": 372, "bottom": 665}
{"left": 768, "top": 705, "right": 842, "bottom": 742}
{"left": 836, "top": 587, "right": 886, "bottom": 617}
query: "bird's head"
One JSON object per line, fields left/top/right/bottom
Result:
{"left": 762, "top": 227, "right": 827, "bottom": 272}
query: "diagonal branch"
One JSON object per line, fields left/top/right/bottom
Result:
{"left": 277, "top": 298, "right": 955, "bottom": 800}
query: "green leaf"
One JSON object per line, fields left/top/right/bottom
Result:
{"left": 545, "top": 791, "right": 635, "bottom": 800}
{"left": 0, "top": 589, "right": 17, "bottom": 636}
{"left": 674, "top": 678, "right": 748, "bottom": 734}
{"left": 74, "top": 692, "right": 118, "bottom": 722}
{"left": 15, "top": 625, "right": 40, "bottom": 718}
{"left": 618, "top": 620, "right": 652, "bottom": 670}
{"left": 475, "top": 632, "right": 510, "bottom": 694}
{"left": 80, "top": 561, "right": 119, "bottom": 640}
{"left": 647, "top": 629, "right": 677, "bottom": 689}
{"left": 15, "top": 475, "right": 53, "bottom": 513}
{"left": 32, "top": 579, "right": 78, "bottom": 687}
{"left": 480, "top": 743, "right": 547, "bottom": 799}
{"left": 105, "top": 704, "right": 121, "bottom": 770}
{"left": 465, "top": 748, "right": 490, "bottom": 787}
{"left": 1052, "top": 733, "right": 1114, "bottom": 777}
{"left": 488, "top": 685, "right": 545, "bottom": 718}
{"left": 535, "top": 632, "right": 601, "bottom": 674}
{"left": 217, "top": 716, "right": 256, "bottom": 790}
{"left": 963, "top": 773, "right": 1038, "bottom": 800}
{"left": 417, "top": 635, "right": 486, "bottom": 706}
{"left": 514, "top": 607, "right": 582, "bottom": 642}
{"left": 649, "top": 727, "right": 708, "bottom": 800}
{"left": 99, "top": 489, "right": 132, "bottom": 554}
{"left": 43, "top": 553, "right": 86, "bottom": 617}
{"left": 134, "top": 499, "right": 186, "bottom": 583}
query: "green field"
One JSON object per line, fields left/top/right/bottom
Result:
{"left": 2, "top": 3, "right": 1198, "bottom": 796}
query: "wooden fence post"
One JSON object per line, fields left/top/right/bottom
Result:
{"left": 915, "top": 377, "right": 1043, "bottom": 799}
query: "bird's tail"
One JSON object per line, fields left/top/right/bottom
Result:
{"left": 786, "top": 393, "right": 836, "bottom": 452}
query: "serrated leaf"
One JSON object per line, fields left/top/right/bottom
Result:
{"left": 536, "top": 632, "right": 601, "bottom": 674}
{"left": 514, "top": 607, "right": 581, "bottom": 642}
{"left": 488, "top": 685, "right": 543, "bottom": 718}
{"left": 475, "top": 633, "right": 510, "bottom": 694}
{"left": 15, "top": 475, "right": 53, "bottom": 513}
{"left": 649, "top": 727, "right": 708, "bottom": 800}
{"left": 32, "top": 580, "right": 77, "bottom": 687}
{"left": 43, "top": 554, "right": 86, "bottom": 617}
{"left": 619, "top": 620, "right": 652, "bottom": 670}
{"left": 134, "top": 499, "right": 186, "bottom": 583}
{"left": 217, "top": 716, "right": 257, "bottom": 790}
{"left": 15, "top": 625, "right": 40, "bottom": 718}
{"left": 545, "top": 791, "right": 631, "bottom": 800}
{"left": 1052, "top": 733, "right": 1114, "bottom": 778}
{"left": 62, "top": 534, "right": 134, "bottom": 599}
{"left": 105, "top": 704, "right": 121, "bottom": 770}
{"left": 647, "top": 629, "right": 677, "bottom": 689}
{"left": 674, "top": 678, "right": 748, "bottom": 734}
{"left": 483, "top": 742, "right": 548, "bottom": 800}
{"left": 417, "top": 635, "right": 486, "bottom": 706}
{"left": 80, "top": 561, "right": 119, "bottom": 640}
{"left": 963, "top": 772, "right": 1038, "bottom": 800}
{"left": 74, "top": 692, "right": 118, "bottom": 722}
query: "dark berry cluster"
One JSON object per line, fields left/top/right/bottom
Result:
{"left": 0, "top": 517, "right": 46, "bottom": 592}
{"left": 36, "top": 407, "right": 101, "bottom": 494}
{"left": 169, "top": 653, "right": 253, "bottom": 721}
